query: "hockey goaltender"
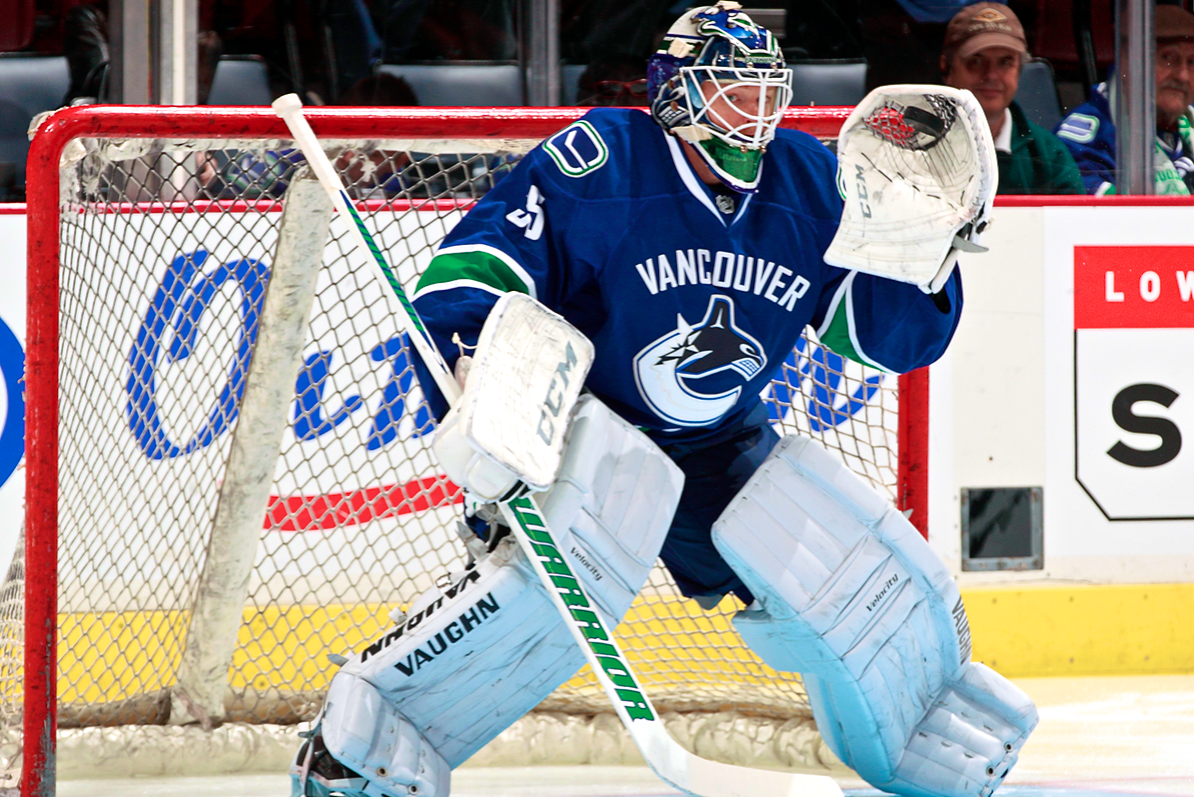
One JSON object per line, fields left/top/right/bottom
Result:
{"left": 287, "top": 4, "right": 1037, "bottom": 797}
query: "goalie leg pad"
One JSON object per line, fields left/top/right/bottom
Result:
{"left": 326, "top": 396, "right": 682, "bottom": 767}
{"left": 290, "top": 674, "right": 451, "bottom": 797}
{"left": 712, "top": 435, "right": 1037, "bottom": 797}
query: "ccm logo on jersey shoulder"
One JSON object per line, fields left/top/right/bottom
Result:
{"left": 544, "top": 120, "right": 609, "bottom": 177}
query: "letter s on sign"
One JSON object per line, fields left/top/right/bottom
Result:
{"left": 1106, "top": 383, "right": 1182, "bottom": 468}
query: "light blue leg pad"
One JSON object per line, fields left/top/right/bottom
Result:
{"left": 713, "top": 435, "right": 1038, "bottom": 797}
{"left": 301, "top": 395, "right": 683, "bottom": 790}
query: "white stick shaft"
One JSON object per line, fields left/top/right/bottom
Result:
{"left": 270, "top": 93, "right": 461, "bottom": 404}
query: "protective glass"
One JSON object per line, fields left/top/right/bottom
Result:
{"left": 580, "top": 78, "right": 650, "bottom": 106}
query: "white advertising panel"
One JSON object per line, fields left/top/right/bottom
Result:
{"left": 1071, "top": 245, "right": 1194, "bottom": 520}
{"left": 9, "top": 202, "right": 897, "bottom": 605}
{"left": 13, "top": 199, "right": 1194, "bottom": 587}
{"left": 929, "top": 203, "right": 1194, "bottom": 583}
{"left": 0, "top": 211, "right": 25, "bottom": 573}
{"left": 51, "top": 206, "right": 463, "bottom": 607}
{"left": 1042, "top": 206, "right": 1194, "bottom": 576}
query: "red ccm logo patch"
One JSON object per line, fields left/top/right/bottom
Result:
{"left": 1074, "top": 246, "right": 1194, "bottom": 329}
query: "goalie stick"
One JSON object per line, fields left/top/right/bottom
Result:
{"left": 272, "top": 94, "right": 843, "bottom": 797}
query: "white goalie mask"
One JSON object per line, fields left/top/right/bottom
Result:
{"left": 649, "top": 2, "right": 793, "bottom": 193}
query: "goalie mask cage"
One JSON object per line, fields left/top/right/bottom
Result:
{"left": 9, "top": 106, "right": 928, "bottom": 795}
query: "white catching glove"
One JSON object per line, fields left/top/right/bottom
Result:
{"left": 432, "top": 292, "right": 594, "bottom": 502}
{"left": 825, "top": 85, "right": 998, "bottom": 294}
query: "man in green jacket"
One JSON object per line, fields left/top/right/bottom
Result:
{"left": 940, "top": 2, "right": 1085, "bottom": 195}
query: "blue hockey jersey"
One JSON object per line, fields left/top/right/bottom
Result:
{"left": 1055, "top": 80, "right": 1194, "bottom": 195}
{"left": 412, "top": 108, "right": 962, "bottom": 444}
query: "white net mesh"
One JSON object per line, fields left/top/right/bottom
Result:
{"left": 2, "top": 111, "right": 902, "bottom": 787}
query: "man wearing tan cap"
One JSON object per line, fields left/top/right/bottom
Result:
{"left": 1056, "top": 3, "right": 1194, "bottom": 194}
{"left": 941, "top": 2, "right": 1085, "bottom": 194}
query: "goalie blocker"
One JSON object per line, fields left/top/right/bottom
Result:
{"left": 433, "top": 292, "right": 594, "bottom": 502}
{"left": 712, "top": 436, "right": 1037, "bottom": 797}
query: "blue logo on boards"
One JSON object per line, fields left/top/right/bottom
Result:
{"left": 289, "top": 337, "right": 433, "bottom": 451}
{"left": 127, "top": 250, "right": 434, "bottom": 461}
{"left": 127, "top": 251, "right": 268, "bottom": 458}
{"left": 0, "top": 316, "right": 25, "bottom": 488}
{"left": 765, "top": 337, "right": 883, "bottom": 432}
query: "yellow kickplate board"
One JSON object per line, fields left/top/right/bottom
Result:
{"left": 965, "top": 583, "right": 1194, "bottom": 677}
{"left": 44, "top": 583, "right": 1194, "bottom": 704}
{"left": 48, "top": 594, "right": 789, "bottom": 706}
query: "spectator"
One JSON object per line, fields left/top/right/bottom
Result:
{"left": 210, "top": 0, "right": 382, "bottom": 105}
{"left": 198, "top": 74, "right": 419, "bottom": 200}
{"left": 861, "top": 0, "right": 1035, "bottom": 89}
{"left": 942, "top": 3, "right": 1085, "bottom": 194}
{"left": 62, "top": 2, "right": 109, "bottom": 105}
{"left": 1056, "top": 4, "right": 1194, "bottom": 195}
{"left": 61, "top": 1, "right": 221, "bottom": 105}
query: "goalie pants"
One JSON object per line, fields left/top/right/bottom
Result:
{"left": 657, "top": 402, "right": 779, "bottom": 606}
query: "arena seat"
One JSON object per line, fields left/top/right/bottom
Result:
{"left": 207, "top": 55, "right": 274, "bottom": 105}
{"left": 561, "top": 64, "right": 587, "bottom": 106}
{"left": 1015, "top": 58, "right": 1064, "bottom": 132}
{"left": 789, "top": 59, "right": 867, "bottom": 107}
{"left": 0, "top": 54, "right": 70, "bottom": 200}
{"left": 378, "top": 64, "right": 523, "bottom": 107}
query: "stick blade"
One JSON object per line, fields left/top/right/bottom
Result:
{"left": 635, "top": 722, "right": 844, "bottom": 797}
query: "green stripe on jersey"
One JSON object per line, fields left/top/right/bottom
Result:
{"left": 416, "top": 249, "right": 532, "bottom": 296}
{"left": 819, "top": 301, "right": 871, "bottom": 368}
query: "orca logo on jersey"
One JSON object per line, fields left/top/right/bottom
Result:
{"left": 633, "top": 295, "right": 766, "bottom": 427}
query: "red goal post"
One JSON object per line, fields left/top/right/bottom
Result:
{"left": 18, "top": 105, "right": 929, "bottom": 795}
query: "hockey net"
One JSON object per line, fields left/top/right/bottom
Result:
{"left": 5, "top": 106, "right": 926, "bottom": 792}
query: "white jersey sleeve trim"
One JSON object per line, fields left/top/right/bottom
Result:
{"left": 815, "top": 273, "right": 850, "bottom": 339}
{"left": 430, "top": 243, "right": 539, "bottom": 300}
{"left": 412, "top": 278, "right": 507, "bottom": 301}
{"left": 841, "top": 271, "right": 899, "bottom": 375}
{"left": 665, "top": 135, "right": 725, "bottom": 225}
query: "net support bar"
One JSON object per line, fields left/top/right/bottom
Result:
{"left": 170, "top": 174, "right": 333, "bottom": 727}
{"left": 898, "top": 367, "right": 930, "bottom": 539}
